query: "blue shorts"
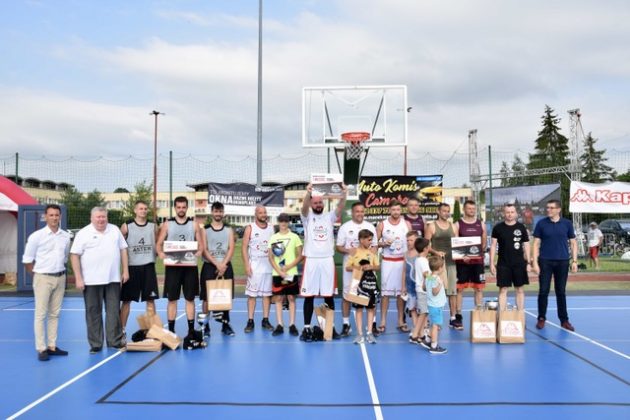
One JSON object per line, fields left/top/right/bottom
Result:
{"left": 428, "top": 306, "right": 443, "bottom": 326}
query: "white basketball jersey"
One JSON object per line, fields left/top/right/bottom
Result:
{"left": 301, "top": 210, "right": 337, "bottom": 258}
{"left": 336, "top": 220, "right": 377, "bottom": 265}
{"left": 247, "top": 222, "right": 274, "bottom": 259}
{"left": 381, "top": 217, "right": 408, "bottom": 257}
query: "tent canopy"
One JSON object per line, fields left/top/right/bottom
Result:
{"left": 0, "top": 176, "right": 37, "bottom": 273}
{"left": 0, "top": 176, "right": 37, "bottom": 211}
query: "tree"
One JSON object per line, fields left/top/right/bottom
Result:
{"left": 617, "top": 168, "right": 630, "bottom": 182}
{"left": 60, "top": 186, "right": 86, "bottom": 229}
{"left": 114, "top": 187, "right": 130, "bottom": 193}
{"left": 452, "top": 200, "right": 462, "bottom": 222}
{"left": 527, "top": 105, "right": 570, "bottom": 184}
{"left": 510, "top": 154, "right": 527, "bottom": 186}
{"left": 580, "top": 132, "right": 616, "bottom": 182}
{"left": 122, "top": 181, "right": 154, "bottom": 221}
{"left": 499, "top": 161, "right": 512, "bottom": 187}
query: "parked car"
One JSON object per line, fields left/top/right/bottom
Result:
{"left": 290, "top": 223, "right": 304, "bottom": 237}
{"left": 234, "top": 226, "right": 245, "bottom": 238}
{"left": 598, "top": 219, "right": 630, "bottom": 242}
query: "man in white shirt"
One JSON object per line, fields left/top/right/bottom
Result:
{"left": 22, "top": 204, "right": 71, "bottom": 362}
{"left": 71, "top": 207, "right": 129, "bottom": 353}
{"left": 587, "top": 222, "right": 604, "bottom": 270}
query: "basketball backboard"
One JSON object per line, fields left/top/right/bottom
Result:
{"left": 302, "top": 85, "right": 408, "bottom": 148}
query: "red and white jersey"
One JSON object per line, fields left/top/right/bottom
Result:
{"left": 301, "top": 210, "right": 337, "bottom": 258}
{"left": 247, "top": 222, "right": 274, "bottom": 259}
{"left": 381, "top": 217, "right": 408, "bottom": 258}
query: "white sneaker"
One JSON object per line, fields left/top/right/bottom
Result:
{"left": 366, "top": 333, "right": 377, "bottom": 344}
{"left": 353, "top": 335, "right": 365, "bottom": 344}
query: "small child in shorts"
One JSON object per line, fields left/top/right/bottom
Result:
{"left": 424, "top": 255, "right": 448, "bottom": 355}
{"left": 410, "top": 237, "right": 431, "bottom": 348}
{"left": 346, "top": 229, "right": 380, "bottom": 345}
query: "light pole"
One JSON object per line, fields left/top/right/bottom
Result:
{"left": 150, "top": 110, "right": 163, "bottom": 225}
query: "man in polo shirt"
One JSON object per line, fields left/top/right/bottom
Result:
{"left": 532, "top": 199, "right": 578, "bottom": 331}
{"left": 22, "top": 204, "right": 72, "bottom": 361}
{"left": 71, "top": 207, "right": 129, "bottom": 353}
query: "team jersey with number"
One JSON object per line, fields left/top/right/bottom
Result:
{"left": 380, "top": 217, "right": 409, "bottom": 258}
{"left": 203, "top": 224, "right": 230, "bottom": 263}
{"left": 126, "top": 220, "right": 156, "bottom": 266}
{"left": 166, "top": 217, "right": 195, "bottom": 242}
{"left": 301, "top": 210, "right": 337, "bottom": 258}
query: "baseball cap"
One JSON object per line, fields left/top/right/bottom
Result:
{"left": 589, "top": 221, "right": 597, "bottom": 226}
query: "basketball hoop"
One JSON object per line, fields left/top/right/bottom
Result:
{"left": 340, "top": 131, "right": 370, "bottom": 160}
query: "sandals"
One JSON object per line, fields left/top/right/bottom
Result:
{"left": 377, "top": 325, "right": 386, "bottom": 334}
{"left": 397, "top": 324, "right": 410, "bottom": 333}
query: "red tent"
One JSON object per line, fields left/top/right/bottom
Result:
{"left": 0, "top": 176, "right": 37, "bottom": 273}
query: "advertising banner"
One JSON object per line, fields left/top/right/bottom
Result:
{"left": 358, "top": 175, "right": 443, "bottom": 222}
{"left": 207, "top": 182, "right": 284, "bottom": 216}
{"left": 569, "top": 181, "right": 630, "bottom": 213}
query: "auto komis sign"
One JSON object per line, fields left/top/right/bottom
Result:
{"left": 569, "top": 181, "right": 630, "bottom": 213}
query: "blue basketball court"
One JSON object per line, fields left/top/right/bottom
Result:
{"left": 2, "top": 295, "right": 629, "bottom": 419}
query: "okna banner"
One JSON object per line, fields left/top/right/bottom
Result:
{"left": 569, "top": 181, "right": 630, "bottom": 213}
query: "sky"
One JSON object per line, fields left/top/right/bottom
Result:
{"left": 1, "top": 0, "right": 629, "bottom": 167}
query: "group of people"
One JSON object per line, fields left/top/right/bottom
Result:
{"left": 23, "top": 186, "right": 579, "bottom": 361}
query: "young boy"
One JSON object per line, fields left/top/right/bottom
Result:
{"left": 403, "top": 231, "right": 419, "bottom": 334}
{"left": 410, "top": 237, "right": 431, "bottom": 348}
{"left": 268, "top": 213, "right": 303, "bottom": 336}
{"left": 425, "top": 255, "right": 448, "bottom": 354}
{"left": 346, "top": 229, "right": 380, "bottom": 344}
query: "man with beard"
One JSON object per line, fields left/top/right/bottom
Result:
{"left": 404, "top": 197, "right": 425, "bottom": 237}
{"left": 242, "top": 205, "right": 275, "bottom": 333}
{"left": 200, "top": 201, "right": 236, "bottom": 337}
{"left": 376, "top": 200, "right": 412, "bottom": 333}
{"left": 453, "top": 200, "right": 487, "bottom": 330}
{"left": 336, "top": 202, "right": 377, "bottom": 337}
{"left": 299, "top": 183, "right": 347, "bottom": 342}
{"left": 156, "top": 196, "right": 203, "bottom": 337}
{"left": 425, "top": 203, "right": 459, "bottom": 329}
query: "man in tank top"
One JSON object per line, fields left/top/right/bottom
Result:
{"left": 453, "top": 200, "right": 487, "bottom": 331}
{"left": 425, "top": 202, "right": 459, "bottom": 329}
{"left": 404, "top": 197, "right": 425, "bottom": 237}
{"left": 200, "top": 201, "right": 236, "bottom": 337}
{"left": 242, "top": 205, "right": 275, "bottom": 333}
{"left": 119, "top": 200, "right": 159, "bottom": 335}
{"left": 376, "top": 200, "right": 412, "bottom": 333}
{"left": 156, "top": 196, "right": 203, "bottom": 337}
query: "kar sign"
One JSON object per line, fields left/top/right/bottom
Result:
{"left": 569, "top": 181, "right": 630, "bottom": 213}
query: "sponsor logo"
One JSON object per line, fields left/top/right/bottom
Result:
{"left": 571, "top": 188, "right": 630, "bottom": 205}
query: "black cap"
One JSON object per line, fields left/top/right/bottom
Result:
{"left": 277, "top": 213, "right": 290, "bottom": 223}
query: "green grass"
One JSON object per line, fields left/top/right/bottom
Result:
{"left": 574, "top": 256, "right": 630, "bottom": 273}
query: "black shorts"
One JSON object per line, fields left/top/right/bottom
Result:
{"left": 121, "top": 263, "right": 159, "bottom": 302}
{"left": 456, "top": 263, "right": 486, "bottom": 289}
{"left": 496, "top": 264, "right": 529, "bottom": 288}
{"left": 164, "top": 266, "right": 199, "bottom": 301}
{"left": 272, "top": 275, "right": 300, "bottom": 296}
{"left": 199, "top": 262, "right": 234, "bottom": 301}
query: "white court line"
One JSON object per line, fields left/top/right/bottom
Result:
{"left": 524, "top": 310, "right": 630, "bottom": 361}
{"left": 7, "top": 310, "right": 189, "bottom": 419}
{"left": 359, "top": 343, "right": 384, "bottom": 420}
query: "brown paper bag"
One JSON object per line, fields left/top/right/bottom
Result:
{"left": 344, "top": 269, "right": 370, "bottom": 306}
{"left": 497, "top": 308, "right": 525, "bottom": 344}
{"left": 3, "top": 272, "right": 17, "bottom": 286}
{"left": 126, "top": 339, "right": 162, "bottom": 352}
{"left": 147, "top": 325, "right": 181, "bottom": 350}
{"left": 206, "top": 278, "right": 233, "bottom": 311}
{"left": 136, "top": 312, "right": 163, "bottom": 330}
{"left": 314, "top": 304, "right": 335, "bottom": 341}
{"left": 470, "top": 308, "right": 497, "bottom": 343}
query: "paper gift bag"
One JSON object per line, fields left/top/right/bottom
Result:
{"left": 497, "top": 308, "right": 525, "bottom": 344}
{"left": 344, "top": 270, "right": 370, "bottom": 306}
{"left": 315, "top": 304, "right": 335, "bottom": 341}
{"left": 126, "top": 339, "right": 162, "bottom": 352}
{"left": 136, "top": 311, "right": 163, "bottom": 331}
{"left": 147, "top": 325, "right": 181, "bottom": 350}
{"left": 470, "top": 308, "right": 497, "bottom": 343}
{"left": 206, "top": 278, "right": 233, "bottom": 311}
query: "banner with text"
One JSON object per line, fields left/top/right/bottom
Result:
{"left": 207, "top": 182, "right": 284, "bottom": 216}
{"left": 569, "top": 181, "right": 630, "bottom": 213}
{"left": 358, "top": 175, "right": 443, "bottom": 222}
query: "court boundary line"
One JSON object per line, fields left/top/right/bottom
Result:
{"left": 7, "top": 310, "right": 189, "bottom": 419}
{"left": 524, "top": 310, "right": 630, "bottom": 360}
{"left": 359, "top": 342, "right": 383, "bottom": 420}
{"left": 526, "top": 327, "right": 630, "bottom": 387}
{"left": 97, "top": 400, "right": 630, "bottom": 407}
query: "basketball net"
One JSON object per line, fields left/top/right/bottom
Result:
{"left": 340, "top": 131, "right": 370, "bottom": 160}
